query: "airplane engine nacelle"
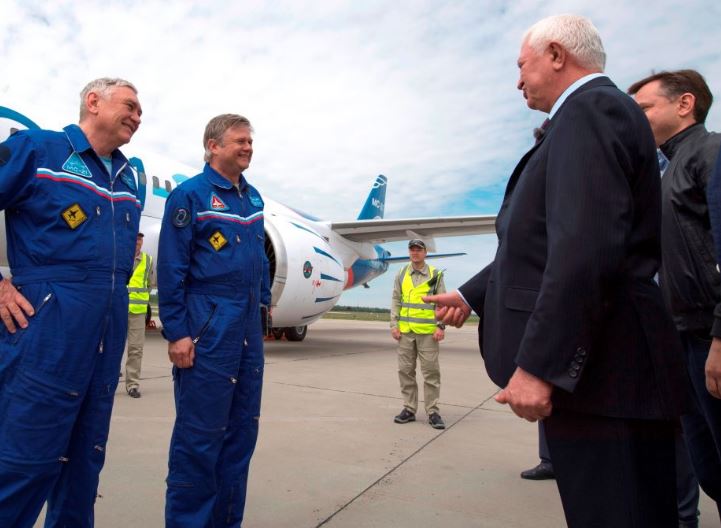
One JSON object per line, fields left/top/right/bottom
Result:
{"left": 264, "top": 215, "right": 345, "bottom": 327}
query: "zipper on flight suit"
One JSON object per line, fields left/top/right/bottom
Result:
{"left": 192, "top": 303, "right": 217, "bottom": 345}
{"left": 11, "top": 292, "right": 54, "bottom": 345}
{"left": 97, "top": 161, "right": 128, "bottom": 351}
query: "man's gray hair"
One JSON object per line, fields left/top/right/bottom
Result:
{"left": 79, "top": 78, "right": 137, "bottom": 121}
{"left": 524, "top": 14, "right": 606, "bottom": 72}
{"left": 203, "top": 114, "right": 253, "bottom": 162}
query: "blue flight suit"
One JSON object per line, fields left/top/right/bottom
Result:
{"left": 158, "top": 163, "right": 270, "bottom": 527}
{"left": 0, "top": 125, "right": 140, "bottom": 528}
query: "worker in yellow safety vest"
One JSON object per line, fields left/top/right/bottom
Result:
{"left": 390, "top": 239, "right": 446, "bottom": 429}
{"left": 125, "top": 232, "right": 155, "bottom": 398}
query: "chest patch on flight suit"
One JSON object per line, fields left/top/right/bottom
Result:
{"left": 249, "top": 193, "right": 263, "bottom": 207}
{"left": 62, "top": 153, "right": 92, "bottom": 179}
{"left": 120, "top": 171, "right": 137, "bottom": 192}
{"left": 210, "top": 193, "right": 229, "bottom": 211}
{"left": 62, "top": 203, "right": 88, "bottom": 229}
{"left": 209, "top": 230, "right": 228, "bottom": 251}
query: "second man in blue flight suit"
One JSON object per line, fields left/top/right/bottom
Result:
{"left": 159, "top": 113, "right": 271, "bottom": 527}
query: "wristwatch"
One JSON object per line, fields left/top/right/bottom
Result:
{"left": 436, "top": 323, "right": 446, "bottom": 330}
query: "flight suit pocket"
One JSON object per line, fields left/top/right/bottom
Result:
{"left": 5, "top": 286, "right": 56, "bottom": 346}
{"left": 32, "top": 184, "right": 101, "bottom": 261}
{"left": 0, "top": 370, "right": 82, "bottom": 463}
{"left": 236, "top": 363, "right": 264, "bottom": 421}
{"left": 192, "top": 302, "right": 217, "bottom": 346}
{"left": 504, "top": 286, "right": 539, "bottom": 312}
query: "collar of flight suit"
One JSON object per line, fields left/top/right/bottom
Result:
{"left": 203, "top": 162, "right": 248, "bottom": 193}
{"left": 62, "top": 123, "right": 130, "bottom": 166}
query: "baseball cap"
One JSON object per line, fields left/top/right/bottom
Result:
{"left": 408, "top": 239, "right": 426, "bottom": 249}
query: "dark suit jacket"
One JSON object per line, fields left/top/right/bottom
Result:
{"left": 460, "top": 77, "right": 687, "bottom": 419}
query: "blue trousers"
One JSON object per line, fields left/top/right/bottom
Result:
{"left": 165, "top": 293, "right": 264, "bottom": 528}
{"left": 0, "top": 279, "right": 127, "bottom": 528}
{"left": 679, "top": 331, "right": 721, "bottom": 521}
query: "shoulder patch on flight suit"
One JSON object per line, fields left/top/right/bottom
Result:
{"left": 209, "top": 230, "right": 228, "bottom": 251}
{"left": 210, "top": 192, "right": 229, "bottom": 211}
{"left": 0, "top": 144, "right": 10, "bottom": 166}
{"left": 248, "top": 191, "right": 264, "bottom": 208}
{"left": 172, "top": 208, "right": 191, "bottom": 228}
{"left": 62, "top": 152, "right": 92, "bottom": 179}
{"left": 62, "top": 203, "right": 88, "bottom": 229}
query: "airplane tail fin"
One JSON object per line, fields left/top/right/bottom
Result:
{"left": 357, "top": 175, "right": 387, "bottom": 220}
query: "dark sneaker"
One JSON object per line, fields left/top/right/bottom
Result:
{"left": 428, "top": 413, "right": 445, "bottom": 429}
{"left": 127, "top": 388, "right": 141, "bottom": 399}
{"left": 394, "top": 409, "right": 416, "bottom": 424}
{"left": 520, "top": 461, "right": 554, "bottom": 480}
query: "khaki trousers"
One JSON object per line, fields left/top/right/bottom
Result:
{"left": 125, "top": 312, "right": 146, "bottom": 391}
{"left": 397, "top": 332, "right": 440, "bottom": 415}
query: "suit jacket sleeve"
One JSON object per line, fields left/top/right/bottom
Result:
{"left": 459, "top": 261, "right": 494, "bottom": 315}
{"left": 514, "top": 90, "right": 640, "bottom": 392}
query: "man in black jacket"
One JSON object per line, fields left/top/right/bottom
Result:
{"left": 630, "top": 69, "right": 721, "bottom": 522}
{"left": 426, "top": 15, "right": 688, "bottom": 527}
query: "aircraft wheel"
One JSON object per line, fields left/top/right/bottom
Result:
{"left": 285, "top": 325, "right": 307, "bottom": 342}
{"left": 271, "top": 328, "right": 285, "bottom": 340}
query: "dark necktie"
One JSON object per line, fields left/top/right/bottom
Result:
{"left": 533, "top": 118, "right": 550, "bottom": 144}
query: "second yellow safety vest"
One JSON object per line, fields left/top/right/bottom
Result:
{"left": 128, "top": 252, "right": 151, "bottom": 314}
{"left": 398, "top": 264, "right": 438, "bottom": 334}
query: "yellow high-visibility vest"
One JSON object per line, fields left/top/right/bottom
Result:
{"left": 398, "top": 264, "right": 438, "bottom": 334}
{"left": 128, "top": 252, "right": 151, "bottom": 315}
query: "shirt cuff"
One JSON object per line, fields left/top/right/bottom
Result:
{"left": 456, "top": 289, "right": 472, "bottom": 309}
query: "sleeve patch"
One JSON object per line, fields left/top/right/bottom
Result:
{"left": 172, "top": 207, "right": 191, "bottom": 228}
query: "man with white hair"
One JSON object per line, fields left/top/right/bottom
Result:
{"left": 426, "top": 15, "right": 687, "bottom": 527}
{"left": 0, "top": 78, "right": 142, "bottom": 527}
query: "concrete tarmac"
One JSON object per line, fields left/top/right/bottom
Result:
{"left": 36, "top": 319, "right": 716, "bottom": 527}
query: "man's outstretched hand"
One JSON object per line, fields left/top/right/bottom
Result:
{"left": 423, "top": 291, "right": 471, "bottom": 328}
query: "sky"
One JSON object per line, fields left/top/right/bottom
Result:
{"left": 2, "top": 0, "right": 721, "bottom": 308}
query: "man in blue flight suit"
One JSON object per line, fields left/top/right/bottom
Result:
{"left": 0, "top": 78, "right": 142, "bottom": 527}
{"left": 159, "top": 113, "right": 271, "bottom": 527}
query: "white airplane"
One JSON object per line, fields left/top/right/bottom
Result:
{"left": 0, "top": 106, "right": 496, "bottom": 341}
